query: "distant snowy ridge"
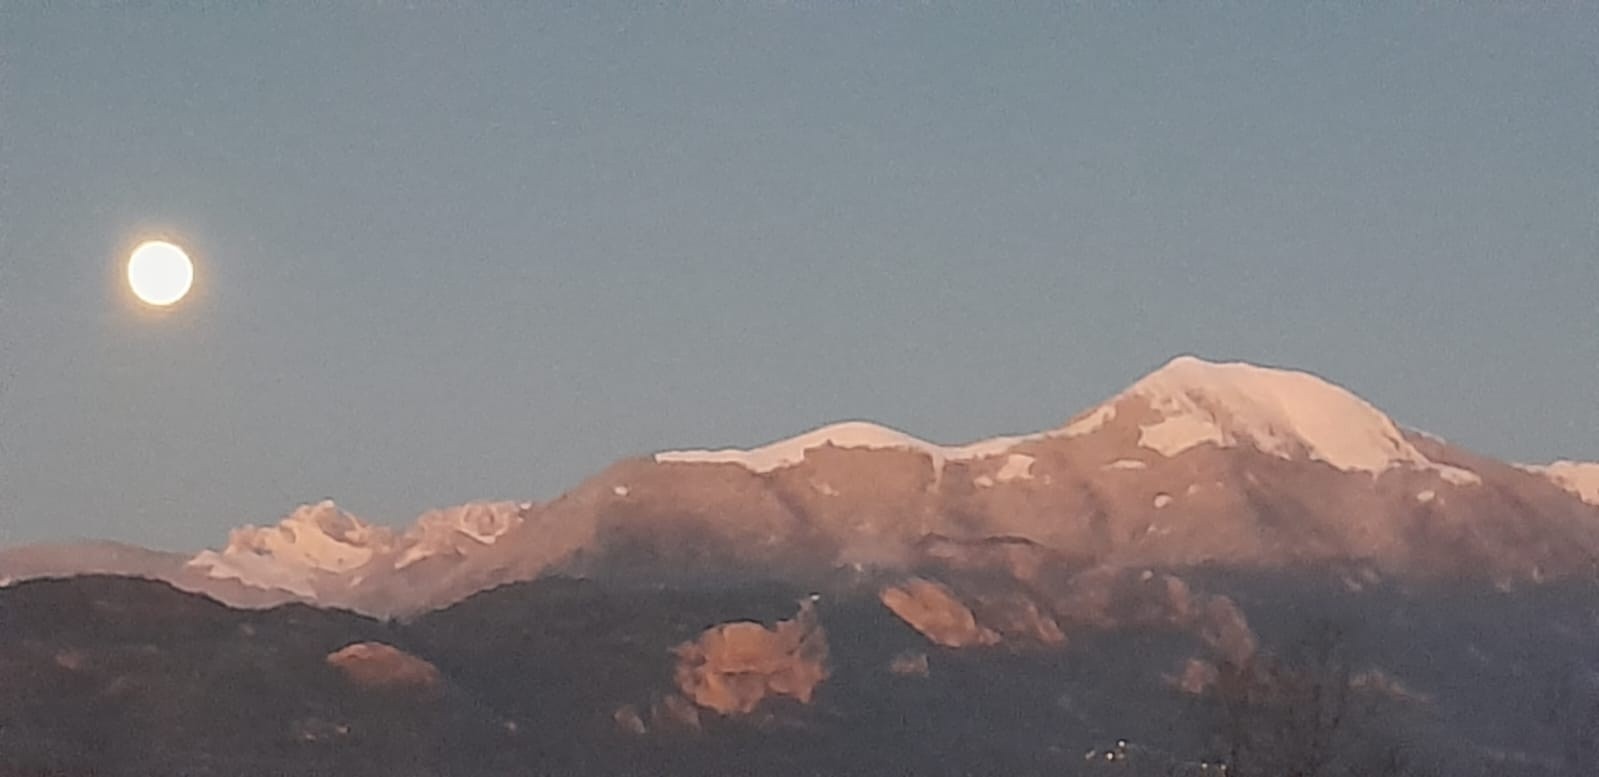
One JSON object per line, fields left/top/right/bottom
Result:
{"left": 395, "top": 501, "right": 525, "bottom": 569}
{"left": 187, "top": 500, "right": 387, "bottom": 597}
{"left": 188, "top": 498, "right": 528, "bottom": 595}
{"left": 1523, "top": 461, "right": 1599, "bottom": 505}
{"left": 654, "top": 420, "right": 1047, "bottom": 474}
{"left": 653, "top": 390, "right": 1122, "bottom": 474}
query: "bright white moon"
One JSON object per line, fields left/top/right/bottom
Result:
{"left": 127, "top": 240, "right": 194, "bottom": 307}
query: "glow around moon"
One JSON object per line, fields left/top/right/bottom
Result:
{"left": 127, "top": 240, "right": 195, "bottom": 307}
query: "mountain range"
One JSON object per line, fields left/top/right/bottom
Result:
{"left": 7, "top": 355, "right": 1595, "bottom": 616}
{"left": 3, "top": 355, "right": 1597, "bottom": 776}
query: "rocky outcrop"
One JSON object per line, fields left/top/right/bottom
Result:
{"left": 880, "top": 566, "right": 1251, "bottom": 659}
{"left": 1351, "top": 668, "right": 1432, "bottom": 704}
{"left": 879, "top": 578, "right": 1000, "bottom": 648}
{"left": 326, "top": 642, "right": 442, "bottom": 695}
{"left": 652, "top": 693, "right": 704, "bottom": 730}
{"left": 613, "top": 704, "right": 648, "bottom": 735}
{"left": 672, "top": 600, "right": 829, "bottom": 715}
{"left": 968, "top": 591, "right": 1066, "bottom": 645}
{"left": 888, "top": 650, "right": 930, "bottom": 677}
{"left": 914, "top": 535, "right": 1057, "bottom": 584}
{"left": 1196, "top": 596, "right": 1258, "bottom": 665}
{"left": 1171, "top": 657, "right": 1220, "bottom": 694}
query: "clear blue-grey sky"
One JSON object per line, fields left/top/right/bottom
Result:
{"left": 1, "top": 4, "right": 1594, "bottom": 549}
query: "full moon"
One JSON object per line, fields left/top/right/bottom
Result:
{"left": 127, "top": 240, "right": 195, "bottom": 307}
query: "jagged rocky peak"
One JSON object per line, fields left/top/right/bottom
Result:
{"left": 185, "top": 498, "right": 530, "bottom": 599}
{"left": 220, "top": 500, "right": 393, "bottom": 571}
{"left": 1065, "top": 355, "right": 1480, "bottom": 482}
{"left": 184, "top": 500, "right": 393, "bottom": 599}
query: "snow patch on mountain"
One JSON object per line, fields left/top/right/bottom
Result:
{"left": 1434, "top": 465, "right": 1483, "bottom": 487}
{"left": 654, "top": 421, "right": 1040, "bottom": 474}
{"left": 995, "top": 454, "right": 1035, "bottom": 483}
{"left": 1524, "top": 461, "right": 1599, "bottom": 505}
{"left": 1060, "top": 405, "right": 1115, "bottom": 437}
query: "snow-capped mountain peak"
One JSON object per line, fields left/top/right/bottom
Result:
{"left": 1128, "top": 356, "right": 1424, "bottom": 472}
{"left": 1075, "top": 356, "right": 1479, "bottom": 482}
{"left": 221, "top": 500, "right": 393, "bottom": 571}
{"left": 187, "top": 501, "right": 395, "bottom": 598}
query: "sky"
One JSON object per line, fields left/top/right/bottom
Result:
{"left": 0, "top": 4, "right": 1595, "bottom": 550}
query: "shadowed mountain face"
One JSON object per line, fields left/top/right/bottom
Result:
{"left": 1, "top": 571, "right": 1595, "bottom": 777}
